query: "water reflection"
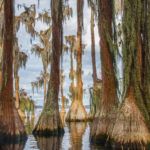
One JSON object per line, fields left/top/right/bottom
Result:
{"left": 24, "top": 117, "right": 35, "bottom": 134}
{"left": 60, "top": 111, "right": 66, "bottom": 126}
{"left": 68, "top": 122, "right": 87, "bottom": 150}
{"left": 0, "top": 142, "right": 26, "bottom": 150}
{"left": 35, "top": 136, "right": 63, "bottom": 150}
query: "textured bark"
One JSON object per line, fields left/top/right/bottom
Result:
{"left": 15, "top": 76, "right": 20, "bottom": 109}
{"left": 0, "top": 0, "right": 4, "bottom": 93}
{"left": 0, "top": 0, "right": 26, "bottom": 143}
{"left": 90, "top": 0, "right": 118, "bottom": 144}
{"left": 90, "top": 9, "right": 97, "bottom": 85}
{"left": 111, "top": 0, "right": 150, "bottom": 147}
{"left": 111, "top": 87, "right": 150, "bottom": 148}
{"left": 33, "top": 0, "right": 64, "bottom": 136}
{"left": 0, "top": 70, "right": 2, "bottom": 92}
{"left": 43, "top": 77, "right": 47, "bottom": 103}
{"left": 141, "top": 0, "right": 150, "bottom": 117}
{"left": 66, "top": 0, "right": 87, "bottom": 122}
{"left": 66, "top": 100, "right": 87, "bottom": 122}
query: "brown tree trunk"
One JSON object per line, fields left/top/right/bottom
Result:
{"left": 90, "top": 9, "right": 97, "bottom": 85}
{"left": 111, "top": 0, "right": 150, "bottom": 147}
{"left": 15, "top": 75, "right": 20, "bottom": 109}
{"left": 43, "top": 76, "right": 47, "bottom": 103}
{"left": 141, "top": 0, "right": 150, "bottom": 117}
{"left": 0, "top": 0, "right": 26, "bottom": 142}
{"left": 66, "top": 0, "right": 87, "bottom": 122}
{"left": 33, "top": 0, "right": 64, "bottom": 136}
{"left": 0, "top": 70, "right": 2, "bottom": 92}
{"left": 0, "top": 0, "right": 4, "bottom": 93}
{"left": 90, "top": 0, "right": 118, "bottom": 144}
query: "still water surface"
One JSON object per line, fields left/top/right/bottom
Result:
{"left": 22, "top": 109, "right": 103, "bottom": 150}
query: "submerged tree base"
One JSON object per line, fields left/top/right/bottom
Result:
{"left": 90, "top": 110, "right": 116, "bottom": 146}
{"left": 0, "top": 133, "right": 27, "bottom": 145}
{"left": 66, "top": 100, "right": 88, "bottom": 122}
{"left": 0, "top": 103, "right": 27, "bottom": 144}
{"left": 111, "top": 91, "right": 150, "bottom": 147}
{"left": 33, "top": 109, "right": 64, "bottom": 137}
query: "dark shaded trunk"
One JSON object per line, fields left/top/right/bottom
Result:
{"left": 90, "top": 9, "right": 97, "bottom": 85}
{"left": 33, "top": 0, "right": 64, "bottom": 136}
{"left": 90, "top": 0, "right": 118, "bottom": 144}
{"left": 0, "top": 0, "right": 4, "bottom": 93}
{"left": 141, "top": 0, "right": 150, "bottom": 117}
{"left": 66, "top": 0, "right": 87, "bottom": 122}
{"left": 0, "top": 70, "right": 2, "bottom": 92}
{"left": 60, "top": 56, "right": 65, "bottom": 113}
{"left": 0, "top": 0, "right": 26, "bottom": 143}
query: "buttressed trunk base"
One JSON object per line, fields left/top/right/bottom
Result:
{"left": 66, "top": 100, "right": 87, "bottom": 122}
{"left": 111, "top": 87, "right": 150, "bottom": 149}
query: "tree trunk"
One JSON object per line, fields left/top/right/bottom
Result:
{"left": 0, "top": 0, "right": 4, "bottom": 93}
{"left": 90, "top": 9, "right": 97, "bottom": 85}
{"left": 111, "top": 0, "right": 150, "bottom": 147}
{"left": 141, "top": 0, "right": 150, "bottom": 118}
{"left": 43, "top": 76, "right": 47, "bottom": 103}
{"left": 66, "top": 0, "right": 87, "bottom": 122}
{"left": 0, "top": 0, "right": 26, "bottom": 143}
{"left": 15, "top": 75, "right": 20, "bottom": 109}
{"left": 0, "top": 70, "right": 2, "bottom": 92}
{"left": 33, "top": 0, "right": 64, "bottom": 136}
{"left": 90, "top": 0, "right": 118, "bottom": 144}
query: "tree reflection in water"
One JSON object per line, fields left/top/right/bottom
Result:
{"left": 35, "top": 135, "right": 62, "bottom": 150}
{"left": 0, "top": 142, "right": 26, "bottom": 150}
{"left": 68, "top": 122, "right": 87, "bottom": 150}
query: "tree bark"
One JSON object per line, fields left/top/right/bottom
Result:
{"left": 90, "top": 0, "right": 118, "bottom": 144}
{"left": 141, "top": 0, "right": 150, "bottom": 117}
{"left": 0, "top": 0, "right": 26, "bottom": 143}
{"left": 111, "top": 0, "right": 150, "bottom": 147}
{"left": 43, "top": 76, "right": 47, "bottom": 103}
{"left": 0, "top": 0, "right": 4, "bottom": 93}
{"left": 33, "top": 0, "right": 64, "bottom": 136}
{"left": 15, "top": 75, "right": 20, "bottom": 109}
{"left": 66, "top": 0, "right": 87, "bottom": 122}
{"left": 90, "top": 9, "right": 97, "bottom": 85}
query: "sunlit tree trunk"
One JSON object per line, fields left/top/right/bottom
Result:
{"left": 15, "top": 75, "right": 20, "bottom": 109}
{"left": 0, "top": 0, "right": 26, "bottom": 142}
{"left": 66, "top": 0, "right": 87, "bottom": 122}
{"left": 90, "top": 0, "right": 118, "bottom": 144}
{"left": 90, "top": 9, "right": 97, "bottom": 85}
{"left": 33, "top": 0, "right": 64, "bottom": 136}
